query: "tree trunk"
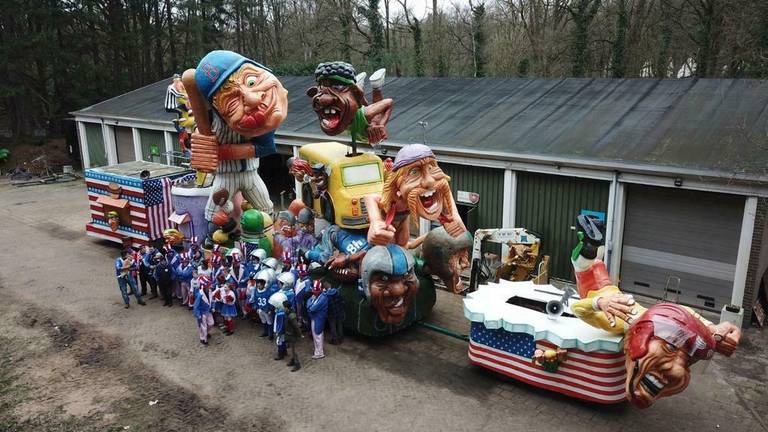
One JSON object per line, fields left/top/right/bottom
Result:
{"left": 611, "top": 0, "right": 627, "bottom": 78}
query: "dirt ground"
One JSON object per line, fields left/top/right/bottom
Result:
{"left": 0, "top": 138, "right": 76, "bottom": 176}
{"left": 0, "top": 179, "right": 766, "bottom": 432}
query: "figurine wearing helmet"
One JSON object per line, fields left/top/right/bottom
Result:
{"left": 360, "top": 244, "right": 420, "bottom": 325}
{"left": 249, "top": 268, "right": 279, "bottom": 339}
{"left": 569, "top": 226, "right": 741, "bottom": 409}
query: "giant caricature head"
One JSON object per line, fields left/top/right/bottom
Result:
{"left": 380, "top": 144, "right": 455, "bottom": 222}
{"left": 623, "top": 303, "right": 716, "bottom": 409}
{"left": 421, "top": 227, "right": 472, "bottom": 293}
{"left": 361, "top": 244, "right": 419, "bottom": 325}
{"left": 195, "top": 50, "right": 288, "bottom": 138}
{"left": 306, "top": 61, "right": 365, "bottom": 136}
{"left": 275, "top": 211, "right": 296, "bottom": 238}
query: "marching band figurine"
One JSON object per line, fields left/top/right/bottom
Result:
{"left": 293, "top": 263, "right": 312, "bottom": 328}
{"left": 270, "top": 292, "right": 289, "bottom": 360}
{"left": 188, "top": 268, "right": 200, "bottom": 309}
{"left": 247, "top": 248, "right": 267, "bottom": 276}
{"left": 193, "top": 275, "right": 214, "bottom": 345}
{"left": 139, "top": 245, "right": 158, "bottom": 298}
{"left": 227, "top": 254, "right": 248, "bottom": 316}
{"left": 154, "top": 252, "right": 174, "bottom": 307}
{"left": 219, "top": 281, "right": 238, "bottom": 335}
{"left": 250, "top": 269, "right": 278, "bottom": 339}
{"left": 175, "top": 253, "right": 194, "bottom": 307}
{"left": 276, "top": 271, "right": 297, "bottom": 307}
{"left": 307, "top": 280, "right": 329, "bottom": 359}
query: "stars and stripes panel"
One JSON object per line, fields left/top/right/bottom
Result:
{"left": 85, "top": 168, "right": 190, "bottom": 247}
{"left": 468, "top": 322, "right": 627, "bottom": 404}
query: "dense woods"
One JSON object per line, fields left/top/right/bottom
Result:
{"left": 3, "top": 0, "right": 768, "bottom": 138}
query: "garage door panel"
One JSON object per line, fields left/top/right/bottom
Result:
{"left": 621, "top": 261, "right": 732, "bottom": 309}
{"left": 621, "top": 185, "right": 743, "bottom": 311}
{"left": 623, "top": 190, "right": 742, "bottom": 262}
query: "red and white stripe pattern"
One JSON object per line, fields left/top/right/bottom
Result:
{"left": 144, "top": 177, "right": 174, "bottom": 239}
{"left": 468, "top": 338, "right": 627, "bottom": 404}
{"left": 86, "top": 173, "right": 175, "bottom": 246}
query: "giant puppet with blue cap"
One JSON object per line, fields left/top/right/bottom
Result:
{"left": 363, "top": 144, "right": 467, "bottom": 248}
{"left": 181, "top": 50, "right": 289, "bottom": 226}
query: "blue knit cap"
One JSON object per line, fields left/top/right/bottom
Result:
{"left": 194, "top": 50, "right": 271, "bottom": 102}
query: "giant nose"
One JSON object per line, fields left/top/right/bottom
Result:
{"left": 242, "top": 87, "right": 267, "bottom": 112}
{"left": 386, "top": 279, "right": 406, "bottom": 297}
{"left": 316, "top": 93, "right": 335, "bottom": 107}
{"left": 421, "top": 170, "right": 436, "bottom": 189}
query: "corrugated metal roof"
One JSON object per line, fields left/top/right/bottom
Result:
{"left": 71, "top": 76, "right": 768, "bottom": 180}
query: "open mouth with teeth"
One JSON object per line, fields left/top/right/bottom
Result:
{"left": 418, "top": 189, "right": 442, "bottom": 215}
{"left": 639, "top": 373, "right": 665, "bottom": 397}
{"left": 319, "top": 106, "right": 342, "bottom": 131}
{"left": 383, "top": 296, "right": 407, "bottom": 318}
{"left": 331, "top": 265, "right": 359, "bottom": 282}
{"left": 628, "top": 360, "right": 671, "bottom": 408}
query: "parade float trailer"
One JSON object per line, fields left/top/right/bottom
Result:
{"left": 464, "top": 280, "right": 626, "bottom": 404}
{"left": 85, "top": 160, "right": 194, "bottom": 248}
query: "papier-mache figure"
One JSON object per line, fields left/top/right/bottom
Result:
{"left": 421, "top": 226, "right": 473, "bottom": 293}
{"left": 306, "top": 62, "right": 393, "bottom": 151}
{"left": 185, "top": 50, "right": 288, "bottom": 219}
{"left": 269, "top": 291, "right": 290, "bottom": 360}
{"left": 360, "top": 244, "right": 419, "bottom": 325}
{"left": 365, "top": 144, "right": 466, "bottom": 248}
{"left": 569, "top": 215, "right": 741, "bottom": 409}
{"left": 250, "top": 269, "right": 278, "bottom": 339}
{"left": 193, "top": 274, "right": 214, "bottom": 345}
{"left": 307, "top": 280, "right": 329, "bottom": 359}
{"left": 219, "top": 282, "right": 238, "bottom": 335}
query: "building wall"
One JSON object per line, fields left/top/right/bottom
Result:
{"left": 83, "top": 123, "right": 107, "bottom": 167}
{"left": 139, "top": 129, "right": 165, "bottom": 163}
{"left": 744, "top": 197, "right": 768, "bottom": 325}
{"left": 515, "top": 172, "right": 610, "bottom": 281}
{"left": 440, "top": 163, "right": 505, "bottom": 231}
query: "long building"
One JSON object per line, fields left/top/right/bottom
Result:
{"left": 71, "top": 76, "right": 768, "bottom": 327}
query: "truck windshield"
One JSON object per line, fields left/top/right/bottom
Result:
{"left": 342, "top": 163, "right": 381, "bottom": 187}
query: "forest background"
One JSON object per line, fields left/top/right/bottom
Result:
{"left": 3, "top": 0, "right": 768, "bottom": 138}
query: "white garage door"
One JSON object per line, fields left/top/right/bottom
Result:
{"left": 620, "top": 185, "right": 744, "bottom": 311}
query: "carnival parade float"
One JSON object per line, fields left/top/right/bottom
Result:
{"left": 84, "top": 48, "right": 744, "bottom": 409}
{"left": 464, "top": 215, "right": 742, "bottom": 408}
{"left": 85, "top": 161, "right": 194, "bottom": 248}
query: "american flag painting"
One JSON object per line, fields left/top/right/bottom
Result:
{"left": 85, "top": 162, "right": 193, "bottom": 247}
{"left": 463, "top": 280, "right": 627, "bottom": 405}
{"left": 144, "top": 177, "right": 173, "bottom": 239}
{"left": 468, "top": 322, "right": 627, "bottom": 404}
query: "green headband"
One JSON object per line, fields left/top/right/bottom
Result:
{"left": 317, "top": 74, "right": 356, "bottom": 86}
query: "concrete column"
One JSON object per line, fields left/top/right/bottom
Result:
{"left": 163, "top": 131, "right": 174, "bottom": 165}
{"left": 132, "top": 127, "right": 142, "bottom": 161}
{"left": 501, "top": 169, "right": 516, "bottom": 257}
{"left": 76, "top": 121, "right": 90, "bottom": 169}
{"left": 731, "top": 197, "right": 758, "bottom": 307}
{"left": 502, "top": 169, "right": 516, "bottom": 228}
{"left": 102, "top": 123, "right": 117, "bottom": 165}
{"left": 607, "top": 175, "right": 626, "bottom": 280}
{"left": 292, "top": 145, "right": 302, "bottom": 197}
